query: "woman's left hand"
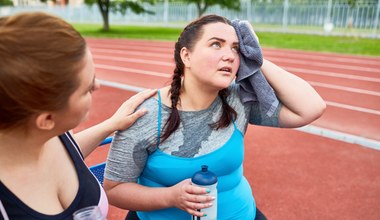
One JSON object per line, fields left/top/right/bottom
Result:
{"left": 107, "top": 89, "right": 157, "bottom": 131}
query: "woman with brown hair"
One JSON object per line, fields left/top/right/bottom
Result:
{"left": 0, "top": 12, "right": 155, "bottom": 219}
{"left": 104, "top": 14, "right": 326, "bottom": 220}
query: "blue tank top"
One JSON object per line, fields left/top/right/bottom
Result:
{"left": 137, "top": 91, "right": 256, "bottom": 220}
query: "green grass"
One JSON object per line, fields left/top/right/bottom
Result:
{"left": 73, "top": 23, "right": 380, "bottom": 57}
{"left": 257, "top": 32, "right": 380, "bottom": 57}
{"left": 73, "top": 23, "right": 181, "bottom": 41}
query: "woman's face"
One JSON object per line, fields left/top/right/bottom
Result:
{"left": 57, "top": 48, "right": 100, "bottom": 130}
{"left": 184, "top": 22, "right": 240, "bottom": 91}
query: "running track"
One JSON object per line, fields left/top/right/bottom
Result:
{"left": 74, "top": 38, "right": 380, "bottom": 220}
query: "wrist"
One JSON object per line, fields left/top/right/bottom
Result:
{"left": 101, "top": 118, "right": 119, "bottom": 135}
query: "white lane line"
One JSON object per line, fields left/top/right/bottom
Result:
{"left": 287, "top": 67, "right": 380, "bottom": 83}
{"left": 94, "top": 55, "right": 174, "bottom": 66}
{"left": 98, "top": 79, "right": 145, "bottom": 92}
{"left": 97, "top": 79, "right": 380, "bottom": 150}
{"left": 91, "top": 48, "right": 172, "bottom": 58}
{"left": 270, "top": 57, "right": 379, "bottom": 73}
{"left": 95, "top": 64, "right": 171, "bottom": 78}
{"left": 89, "top": 44, "right": 170, "bottom": 52}
{"left": 309, "top": 81, "right": 380, "bottom": 97}
{"left": 325, "top": 101, "right": 380, "bottom": 115}
{"left": 264, "top": 51, "right": 380, "bottom": 66}
{"left": 295, "top": 125, "right": 380, "bottom": 151}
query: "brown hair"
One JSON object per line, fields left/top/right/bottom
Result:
{"left": 161, "top": 14, "right": 237, "bottom": 142}
{"left": 0, "top": 12, "right": 86, "bottom": 130}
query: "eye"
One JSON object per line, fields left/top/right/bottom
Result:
{"left": 232, "top": 45, "right": 240, "bottom": 53}
{"left": 211, "top": 41, "right": 221, "bottom": 48}
{"left": 88, "top": 86, "right": 95, "bottom": 93}
{"left": 88, "top": 83, "right": 97, "bottom": 94}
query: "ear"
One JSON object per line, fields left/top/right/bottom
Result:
{"left": 35, "top": 113, "right": 55, "bottom": 130}
{"left": 180, "top": 47, "right": 191, "bottom": 68}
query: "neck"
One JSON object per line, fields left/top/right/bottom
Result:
{"left": 0, "top": 127, "right": 55, "bottom": 165}
{"left": 179, "top": 79, "right": 219, "bottom": 111}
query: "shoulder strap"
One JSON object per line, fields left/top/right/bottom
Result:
{"left": 59, "top": 132, "right": 84, "bottom": 160}
{"left": 0, "top": 200, "right": 9, "bottom": 220}
{"left": 156, "top": 90, "right": 162, "bottom": 148}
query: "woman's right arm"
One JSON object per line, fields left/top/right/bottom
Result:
{"left": 103, "top": 178, "right": 214, "bottom": 217}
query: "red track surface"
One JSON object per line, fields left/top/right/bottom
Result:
{"left": 74, "top": 38, "right": 380, "bottom": 220}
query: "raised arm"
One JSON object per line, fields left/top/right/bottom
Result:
{"left": 74, "top": 89, "right": 156, "bottom": 158}
{"left": 261, "top": 59, "right": 326, "bottom": 128}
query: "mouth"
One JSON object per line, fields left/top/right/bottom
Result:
{"left": 218, "top": 66, "right": 232, "bottom": 73}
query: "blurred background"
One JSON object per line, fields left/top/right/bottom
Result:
{"left": 1, "top": 0, "right": 379, "bottom": 219}
{"left": 1, "top": 0, "right": 379, "bottom": 38}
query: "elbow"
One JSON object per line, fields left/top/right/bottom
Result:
{"left": 301, "top": 99, "right": 327, "bottom": 125}
{"left": 281, "top": 99, "right": 326, "bottom": 128}
{"left": 103, "top": 180, "right": 117, "bottom": 205}
{"left": 316, "top": 100, "right": 327, "bottom": 119}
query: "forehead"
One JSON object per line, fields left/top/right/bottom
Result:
{"left": 77, "top": 49, "right": 94, "bottom": 86}
{"left": 200, "top": 22, "right": 238, "bottom": 43}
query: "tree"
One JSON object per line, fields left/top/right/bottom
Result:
{"left": 0, "top": 0, "right": 13, "bottom": 6}
{"left": 183, "top": 0, "right": 241, "bottom": 17}
{"left": 85, "top": 0, "right": 155, "bottom": 31}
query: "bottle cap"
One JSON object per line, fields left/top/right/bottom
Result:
{"left": 191, "top": 165, "right": 217, "bottom": 186}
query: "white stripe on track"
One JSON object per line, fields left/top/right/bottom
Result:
{"left": 91, "top": 48, "right": 172, "bottom": 58}
{"left": 269, "top": 57, "right": 380, "bottom": 72}
{"left": 94, "top": 55, "right": 174, "bottom": 66}
{"left": 286, "top": 67, "right": 380, "bottom": 83}
{"left": 295, "top": 125, "right": 380, "bottom": 151}
{"left": 95, "top": 64, "right": 171, "bottom": 78}
{"left": 264, "top": 51, "right": 380, "bottom": 66}
{"left": 98, "top": 80, "right": 145, "bottom": 92}
{"left": 326, "top": 101, "right": 380, "bottom": 115}
{"left": 309, "top": 81, "right": 380, "bottom": 97}
{"left": 98, "top": 79, "right": 380, "bottom": 150}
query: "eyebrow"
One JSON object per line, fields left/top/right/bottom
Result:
{"left": 208, "top": 37, "right": 239, "bottom": 46}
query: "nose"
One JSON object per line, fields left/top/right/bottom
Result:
{"left": 222, "top": 47, "right": 236, "bottom": 62}
{"left": 94, "top": 79, "right": 101, "bottom": 91}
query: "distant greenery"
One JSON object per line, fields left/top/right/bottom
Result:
{"left": 74, "top": 24, "right": 181, "bottom": 41}
{"left": 0, "top": 0, "right": 13, "bottom": 6}
{"left": 257, "top": 32, "right": 380, "bottom": 56}
{"left": 73, "top": 23, "right": 380, "bottom": 56}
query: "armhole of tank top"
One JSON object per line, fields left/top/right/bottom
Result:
{"left": 63, "top": 132, "right": 84, "bottom": 160}
{"left": 156, "top": 90, "right": 162, "bottom": 148}
{"left": 0, "top": 200, "right": 10, "bottom": 220}
{"left": 232, "top": 119, "right": 237, "bottom": 129}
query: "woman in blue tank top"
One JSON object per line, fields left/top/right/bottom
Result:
{"left": 104, "top": 14, "right": 325, "bottom": 220}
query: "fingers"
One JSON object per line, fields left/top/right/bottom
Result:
{"left": 184, "top": 197, "right": 214, "bottom": 217}
{"left": 126, "top": 108, "right": 148, "bottom": 123}
{"left": 186, "top": 184, "right": 210, "bottom": 195}
{"left": 186, "top": 205, "right": 211, "bottom": 217}
{"left": 127, "top": 89, "right": 157, "bottom": 110}
{"left": 180, "top": 180, "right": 215, "bottom": 217}
{"left": 109, "top": 89, "right": 156, "bottom": 131}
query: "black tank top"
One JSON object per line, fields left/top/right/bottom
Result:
{"left": 0, "top": 132, "right": 102, "bottom": 220}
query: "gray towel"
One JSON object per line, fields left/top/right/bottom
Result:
{"left": 232, "top": 20, "right": 279, "bottom": 117}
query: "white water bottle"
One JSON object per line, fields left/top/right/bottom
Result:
{"left": 191, "top": 165, "right": 218, "bottom": 220}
